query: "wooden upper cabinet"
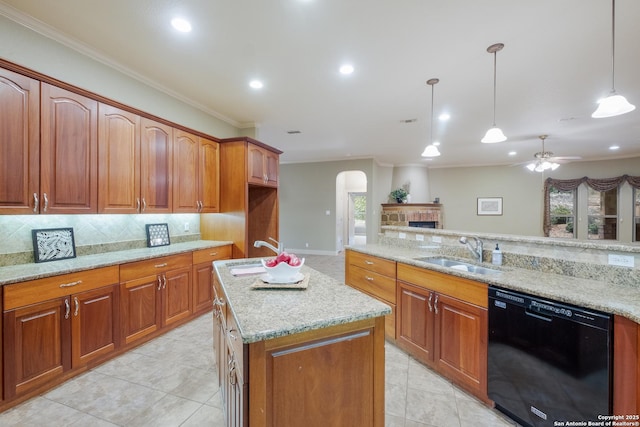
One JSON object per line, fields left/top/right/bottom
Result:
{"left": 0, "top": 68, "right": 40, "bottom": 214}
{"left": 199, "top": 138, "right": 220, "bottom": 212}
{"left": 173, "top": 130, "right": 219, "bottom": 213}
{"left": 41, "top": 84, "right": 99, "bottom": 214}
{"left": 247, "top": 143, "right": 279, "bottom": 187}
{"left": 140, "top": 118, "right": 173, "bottom": 213}
{"left": 98, "top": 104, "right": 141, "bottom": 214}
{"left": 173, "top": 130, "right": 200, "bottom": 212}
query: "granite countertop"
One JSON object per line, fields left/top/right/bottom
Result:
{"left": 347, "top": 244, "right": 640, "bottom": 324}
{"left": 0, "top": 240, "right": 233, "bottom": 286}
{"left": 213, "top": 259, "right": 392, "bottom": 344}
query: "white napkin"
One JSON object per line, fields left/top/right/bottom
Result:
{"left": 230, "top": 266, "right": 266, "bottom": 276}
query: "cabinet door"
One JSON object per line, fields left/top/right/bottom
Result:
{"left": 173, "top": 129, "right": 199, "bottom": 212}
{"left": 0, "top": 68, "right": 39, "bottom": 214}
{"left": 163, "top": 267, "right": 192, "bottom": 326}
{"left": 41, "top": 84, "right": 98, "bottom": 214}
{"left": 264, "top": 149, "right": 279, "bottom": 187}
{"left": 396, "top": 281, "right": 434, "bottom": 364}
{"left": 199, "top": 137, "right": 220, "bottom": 212}
{"left": 247, "top": 144, "right": 266, "bottom": 185}
{"left": 140, "top": 117, "right": 172, "bottom": 213}
{"left": 193, "top": 262, "right": 214, "bottom": 315}
{"left": 434, "top": 293, "right": 487, "bottom": 397}
{"left": 71, "top": 285, "right": 119, "bottom": 368}
{"left": 120, "top": 276, "right": 161, "bottom": 345}
{"left": 3, "top": 298, "right": 70, "bottom": 399}
{"left": 98, "top": 103, "right": 140, "bottom": 213}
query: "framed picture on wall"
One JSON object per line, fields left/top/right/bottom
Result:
{"left": 477, "top": 197, "right": 503, "bottom": 216}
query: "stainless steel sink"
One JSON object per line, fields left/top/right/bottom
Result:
{"left": 413, "top": 257, "right": 501, "bottom": 275}
{"left": 227, "top": 262, "right": 266, "bottom": 276}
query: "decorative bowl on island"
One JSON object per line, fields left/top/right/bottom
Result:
{"left": 260, "top": 252, "right": 305, "bottom": 283}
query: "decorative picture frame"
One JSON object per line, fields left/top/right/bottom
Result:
{"left": 32, "top": 227, "right": 77, "bottom": 263}
{"left": 477, "top": 197, "right": 503, "bottom": 216}
{"left": 146, "top": 223, "right": 171, "bottom": 247}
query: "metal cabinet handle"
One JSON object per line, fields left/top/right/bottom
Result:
{"left": 157, "top": 276, "right": 162, "bottom": 290}
{"left": 214, "top": 297, "right": 226, "bottom": 307}
{"left": 428, "top": 293, "right": 433, "bottom": 312}
{"left": 33, "top": 193, "right": 39, "bottom": 213}
{"left": 209, "top": 252, "right": 218, "bottom": 256}
{"left": 365, "top": 276, "right": 374, "bottom": 281}
{"left": 136, "top": 198, "right": 141, "bottom": 212}
{"left": 154, "top": 263, "right": 168, "bottom": 268}
{"left": 43, "top": 193, "right": 48, "bottom": 212}
{"left": 162, "top": 274, "right": 167, "bottom": 289}
{"left": 64, "top": 298, "right": 70, "bottom": 319}
{"left": 74, "top": 296, "right": 79, "bottom": 316}
{"left": 60, "top": 280, "right": 82, "bottom": 288}
{"left": 142, "top": 198, "right": 146, "bottom": 212}
{"left": 434, "top": 294, "right": 439, "bottom": 315}
{"left": 228, "top": 328, "right": 237, "bottom": 341}
{"left": 364, "top": 260, "right": 374, "bottom": 265}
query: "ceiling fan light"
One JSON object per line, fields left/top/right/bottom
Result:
{"left": 421, "top": 144, "right": 441, "bottom": 157}
{"left": 550, "top": 162, "right": 560, "bottom": 171}
{"left": 526, "top": 163, "right": 536, "bottom": 171}
{"left": 592, "top": 94, "right": 636, "bottom": 118}
{"left": 481, "top": 126, "right": 507, "bottom": 143}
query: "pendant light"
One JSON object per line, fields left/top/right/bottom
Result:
{"left": 422, "top": 78, "right": 441, "bottom": 157}
{"left": 592, "top": 0, "right": 635, "bottom": 118}
{"left": 481, "top": 43, "right": 507, "bottom": 143}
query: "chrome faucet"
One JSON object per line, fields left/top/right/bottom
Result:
{"left": 459, "top": 236, "right": 483, "bottom": 263}
{"left": 253, "top": 237, "right": 283, "bottom": 255}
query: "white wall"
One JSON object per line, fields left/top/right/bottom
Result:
{"left": 391, "top": 165, "right": 431, "bottom": 203}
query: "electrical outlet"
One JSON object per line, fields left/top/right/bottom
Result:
{"left": 305, "top": 243, "right": 309, "bottom": 248}
{"left": 399, "top": 232, "right": 406, "bottom": 239}
{"left": 416, "top": 234, "right": 425, "bottom": 241}
{"left": 608, "top": 254, "right": 634, "bottom": 268}
{"left": 432, "top": 236, "right": 442, "bottom": 243}
{"left": 183, "top": 222, "right": 190, "bottom": 232}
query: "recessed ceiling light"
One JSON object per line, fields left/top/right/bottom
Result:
{"left": 249, "top": 80, "right": 264, "bottom": 89}
{"left": 171, "top": 17, "right": 192, "bottom": 33}
{"left": 339, "top": 64, "right": 354, "bottom": 75}
{"left": 609, "top": 145, "right": 620, "bottom": 150}
{"left": 438, "top": 113, "right": 450, "bottom": 121}
{"left": 508, "top": 151, "right": 517, "bottom": 156}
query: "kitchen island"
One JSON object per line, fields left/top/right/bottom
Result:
{"left": 212, "top": 259, "right": 391, "bottom": 427}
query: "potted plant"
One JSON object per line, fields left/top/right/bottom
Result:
{"left": 390, "top": 188, "right": 408, "bottom": 203}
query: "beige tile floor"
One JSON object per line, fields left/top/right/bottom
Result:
{"left": 0, "top": 254, "right": 516, "bottom": 427}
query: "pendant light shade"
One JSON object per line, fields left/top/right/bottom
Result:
{"left": 481, "top": 43, "right": 507, "bottom": 143}
{"left": 592, "top": 0, "right": 635, "bottom": 118}
{"left": 422, "top": 78, "right": 441, "bottom": 158}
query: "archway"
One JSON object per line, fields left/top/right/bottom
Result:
{"left": 336, "top": 170, "right": 367, "bottom": 252}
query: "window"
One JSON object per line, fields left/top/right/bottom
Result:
{"left": 634, "top": 188, "right": 640, "bottom": 242}
{"left": 544, "top": 175, "right": 640, "bottom": 241}
{"left": 548, "top": 186, "right": 575, "bottom": 239}
{"left": 587, "top": 187, "right": 617, "bottom": 240}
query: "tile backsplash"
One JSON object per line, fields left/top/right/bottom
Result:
{"left": 0, "top": 214, "right": 200, "bottom": 266}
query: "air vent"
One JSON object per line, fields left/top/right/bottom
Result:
{"left": 400, "top": 118, "right": 418, "bottom": 123}
{"left": 287, "top": 130, "right": 302, "bottom": 134}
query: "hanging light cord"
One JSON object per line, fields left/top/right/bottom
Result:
{"left": 610, "top": 0, "right": 616, "bottom": 93}
{"left": 491, "top": 49, "right": 498, "bottom": 126}
{"left": 430, "top": 83, "right": 435, "bottom": 144}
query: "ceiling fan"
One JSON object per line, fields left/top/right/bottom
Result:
{"left": 521, "top": 135, "right": 582, "bottom": 172}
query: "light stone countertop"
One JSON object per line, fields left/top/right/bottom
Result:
{"left": 213, "top": 259, "right": 392, "bottom": 344}
{"left": 0, "top": 240, "right": 233, "bottom": 286}
{"left": 347, "top": 244, "right": 640, "bottom": 324}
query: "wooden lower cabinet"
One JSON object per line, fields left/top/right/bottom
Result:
{"left": 345, "top": 250, "right": 397, "bottom": 339}
{"left": 613, "top": 315, "right": 640, "bottom": 414}
{"left": 2, "top": 267, "right": 120, "bottom": 400}
{"left": 119, "top": 253, "right": 192, "bottom": 346}
{"left": 396, "top": 263, "right": 488, "bottom": 401}
{"left": 193, "top": 245, "right": 232, "bottom": 314}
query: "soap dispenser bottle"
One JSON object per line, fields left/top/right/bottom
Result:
{"left": 492, "top": 244, "right": 502, "bottom": 266}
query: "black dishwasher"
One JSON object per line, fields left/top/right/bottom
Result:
{"left": 488, "top": 286, "right": 612, "bottom": 427}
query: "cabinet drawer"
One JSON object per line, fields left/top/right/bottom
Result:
{"left": 348, "top": 251, "right": 395, "bottom": 277}
{"left": 397, "top": 263, "right": 487, "bottom": 308}
{"left": 120, "top": 253, "right": 192, "bottom": 281}
{"left": 193, "top": 245, "right": 232, "bottom": 264}
{"left": 348, "top": 265, "right": 396, "bottom": 304}
{"left": 4, "top": 266, "right": 119, "bottom": 310}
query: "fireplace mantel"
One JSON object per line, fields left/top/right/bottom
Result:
{"left": 380, "top": 203, "right": 443, "bottom": 228}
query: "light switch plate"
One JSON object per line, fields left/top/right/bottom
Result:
{"left": 608, "top": 254, "right": 634, "bottom": 268}
{"left": 416, "top": 234, "right": 425, "bottom": 241}
{"left": 432, "top": 236, "right": 442, "bottom": 243}
{"left": 399, "top": 232, "right": 406, "bottom": 239}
